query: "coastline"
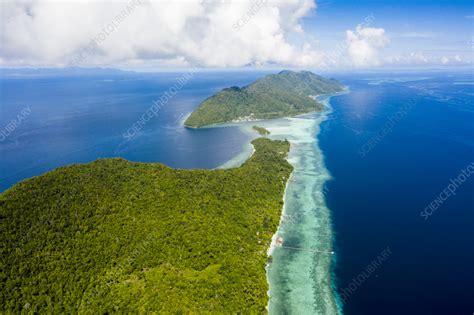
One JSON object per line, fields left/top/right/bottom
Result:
{"left": 260, "top": 94, "right": 346, "bottom": 314}
{"left": 196, "top": 91, "right": 347, "bottom": 313}
{"left": 264, "top": 93, "right": 348, "bottom": 314}
{"left": 262, "top": 108, "right": 338, "bottom": 314}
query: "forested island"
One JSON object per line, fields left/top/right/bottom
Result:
{"left": 252, "top": 125, "right": 270, "bottom": 136}
{"left": 0, "top": 138, "right": 292, "bottom": 313}
{"left": 184, "top": 70, "right": 344, "bottom": 128}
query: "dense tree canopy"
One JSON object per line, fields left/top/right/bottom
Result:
{"left": 0, "top": 138, "right": 292, "bottom": 313}
{"left": 184, "top": 70, "right": 344, "bottom": 128}
{"left": 252, "top": 126, "right": 270, "bottom": 136}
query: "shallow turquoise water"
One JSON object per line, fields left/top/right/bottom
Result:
{"left": 265, "top": 107, "right": 337, "bottom": 314}
{"left": 229, "top": 97, "right": 340, "bottom": 314}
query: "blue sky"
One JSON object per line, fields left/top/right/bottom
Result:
{"left": 302, "top": 0, "right": 473, "bottom": 68}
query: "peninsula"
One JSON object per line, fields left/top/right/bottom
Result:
{"left": 0, "top": 138, "right": 292, "bottom": 313}
{"left": 184, "top": 70, "right": 344, "bottom": 128}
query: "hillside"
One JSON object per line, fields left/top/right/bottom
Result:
{"left": 184, "top": 70, "right": 344, "bottom": 128}
{"left": 0, "top": 138, "right": 292, "bottom": 313}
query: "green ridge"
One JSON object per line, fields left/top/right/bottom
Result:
{"left": 184, "top": 70, "right": 344, "bottom": 128}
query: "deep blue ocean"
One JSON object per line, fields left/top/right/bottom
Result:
{"left": 1, "top": 70, "right": 473, "bottom": 314}
{"left": 0, "top": 71, "right": 267, "bottom": 191}
{"left": 321, "top": 73, "right": 474, "bottom": 314}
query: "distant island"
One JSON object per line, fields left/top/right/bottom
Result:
{"left": 0, "top": 138, "right": 292, "bottom": 313}
{"left": 184, "top": 70, "right": 344, "bottom": 128}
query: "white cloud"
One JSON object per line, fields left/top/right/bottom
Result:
{"left": 385, "top": 51, "right": 428, "bottom": 65}
{"left": 394, "top": 31, "right": 436, "bottom": 39}
{"left": 0, "top": 0, "right": 326, "bottom": 68}
{"left": 441, "top": 55, "right": 463, "bottom": 65}
{"left": 383, "top": 52, "right": 471, "bottom": 67}
{"left": 345, "top": 25, "right": 389, "bottom": 67}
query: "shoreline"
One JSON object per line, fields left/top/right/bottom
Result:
{"left": 199, "top": 91, "right": 347, "bottom": 313}
{"left": 266, "top": 173, "right": 292, "bottom": 257}
{"left": 264, "top": 90, "right": 348, "bottom": 266}
{"left": 262, "top": 107, "right": 337, "bottom": 314}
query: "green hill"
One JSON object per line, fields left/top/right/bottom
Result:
{"left": 0, "top": 138, "right": 292, "bottom": 313}
{"left": 184, "top": 70, "right": 344, "bottom": 128}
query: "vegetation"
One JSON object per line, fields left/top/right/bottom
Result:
{"left": 253, "top": 126, "right": 270, "bottom": 136}
{"left": 184, "top": 70, "right": 344, "bottom": 128}
{"left": 0, "top": 138, "right": 292, "bottom": 313}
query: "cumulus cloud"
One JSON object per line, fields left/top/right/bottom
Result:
{"left": 0, "top": 0, "right": 326, "bottom": 68}
{"left": 345, "top": 25, "right": 389, "bottom": 67}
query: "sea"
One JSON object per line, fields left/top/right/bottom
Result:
{"left": 0, "top": 69, "right": 473, "bottom": 314}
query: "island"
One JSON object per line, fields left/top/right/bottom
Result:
{"left": 252, "top": 125, "right": 270, "bottom": 136}
{"left": 184, "top": 70, "right": 344, "bottom": 128}
{"left": 0, "top": 138, "right": 292, "bottom": 313}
